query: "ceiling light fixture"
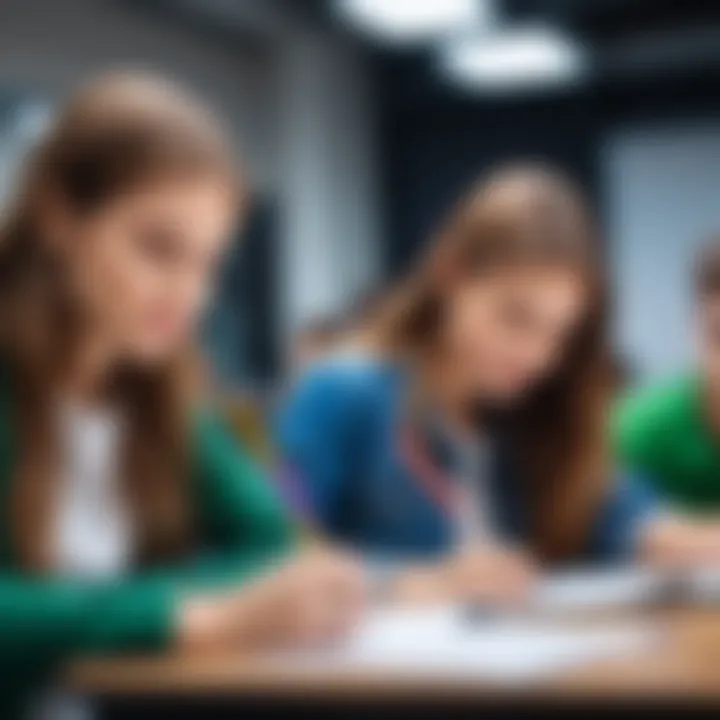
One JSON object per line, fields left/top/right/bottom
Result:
{"left": 336, "top": 0, "right": 493, "bottom": 45}
{"left": 440, "top": 25, "right": 587, "bottom": 92}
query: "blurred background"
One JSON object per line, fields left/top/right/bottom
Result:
{"left": 2, "top": 0, "right": 720, "bottom": 387}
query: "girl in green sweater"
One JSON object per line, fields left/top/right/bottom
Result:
{"left": 0, "top": 72, "right": 363, "bottom": 716}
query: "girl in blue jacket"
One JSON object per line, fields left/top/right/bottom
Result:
{"left": 277, "top": 165, "right": 720, "bottom": 604}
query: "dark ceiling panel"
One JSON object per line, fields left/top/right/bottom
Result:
{"left": 317, "top": 0, "right": 720, "bottom": 42}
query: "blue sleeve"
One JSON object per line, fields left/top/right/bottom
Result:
{"left": 274, "top": 365, "right": 369, "bottom": 533}
{"left": 586, "top": 473, "right": 660, "bottom": 563}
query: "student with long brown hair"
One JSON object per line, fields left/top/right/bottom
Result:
{"left": 0, "top": 73, "right": 363, "bottom": 715}
{"left": 277, "top": 165, "right": 720, "bottom": 604}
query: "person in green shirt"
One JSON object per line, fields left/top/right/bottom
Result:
{"left": 615, "top": 240, "right": 720, "bottom": 513}
{"left": 0, "top": 72, "right": 363, "bottom": 717}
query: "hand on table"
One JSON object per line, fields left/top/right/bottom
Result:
{"left": 640, "top": 515, "right": 720, "bottom": 567}
{"left": 179, "top": 549, "right": 366, "bottom": 652}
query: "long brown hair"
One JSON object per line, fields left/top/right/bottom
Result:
{"left": 0, "top": 72, "right": 238, "bottom": 571}
{"left": 372, "top": 165, "right": 609, "bottom": 563}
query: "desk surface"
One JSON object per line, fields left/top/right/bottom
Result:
{"left": 66, "top": 607, "right": 720, "bottom": 701}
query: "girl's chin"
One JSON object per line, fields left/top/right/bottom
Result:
{"left": 124, "top": 344, "right": 180, "bottom": 365}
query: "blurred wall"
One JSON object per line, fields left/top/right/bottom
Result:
{"left": 277, "top": 32, "right": 380, "bottom": 347}
{"left": 0, "top": 0, "right": 278, "bottom": 192}
{"left": 607, "top": 124, "right": 720, "bottom": 379}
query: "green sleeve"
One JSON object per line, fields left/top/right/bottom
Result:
{"left": 612, "top": 383, "right": 683, "bottom": 480}
{"left": 174, "top": 412, "right": 296, "bottom": 590}
{"left": 0, "top": 573, "right": 178, "bottom": 718}
{"left": 108, "top": 412, "right": 297, "bottom": 594}
{"left": 0, "top": 414, "right": 295, "bottom": 665}
{"left": 0, "top": 573, "right": 175, "bottom": 663}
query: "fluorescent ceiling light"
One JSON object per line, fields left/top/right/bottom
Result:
{"left": 441, "top": 26, "right": 587, "bottom": 92}
{"left": 336, "top": 0, "right": 491, "bottom": 45}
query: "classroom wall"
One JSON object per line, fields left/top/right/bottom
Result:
{"left": 605, "top": 124, "right": 720, "bottom": 379}
{"left": 277, "top": 32, "right": 380, "bottom": 345}
{"left": 0, "top": 0, "right": 278, "bottom": 192}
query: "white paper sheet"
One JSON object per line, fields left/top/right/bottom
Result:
{"left": 532, "top": 565, "right": 720, "bottom": 613}
{"left": 296, "top": 605, "right": 658, "bottom": 683}
{"left": 678, "top": 566, "right": 720, "bottom": 602}
{"left": 532, "top": 567, "right": 665, "bottom": 613}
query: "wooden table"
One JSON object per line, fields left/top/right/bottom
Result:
{"left": 65, "top": 606, "right": 720, "bottom": 714}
